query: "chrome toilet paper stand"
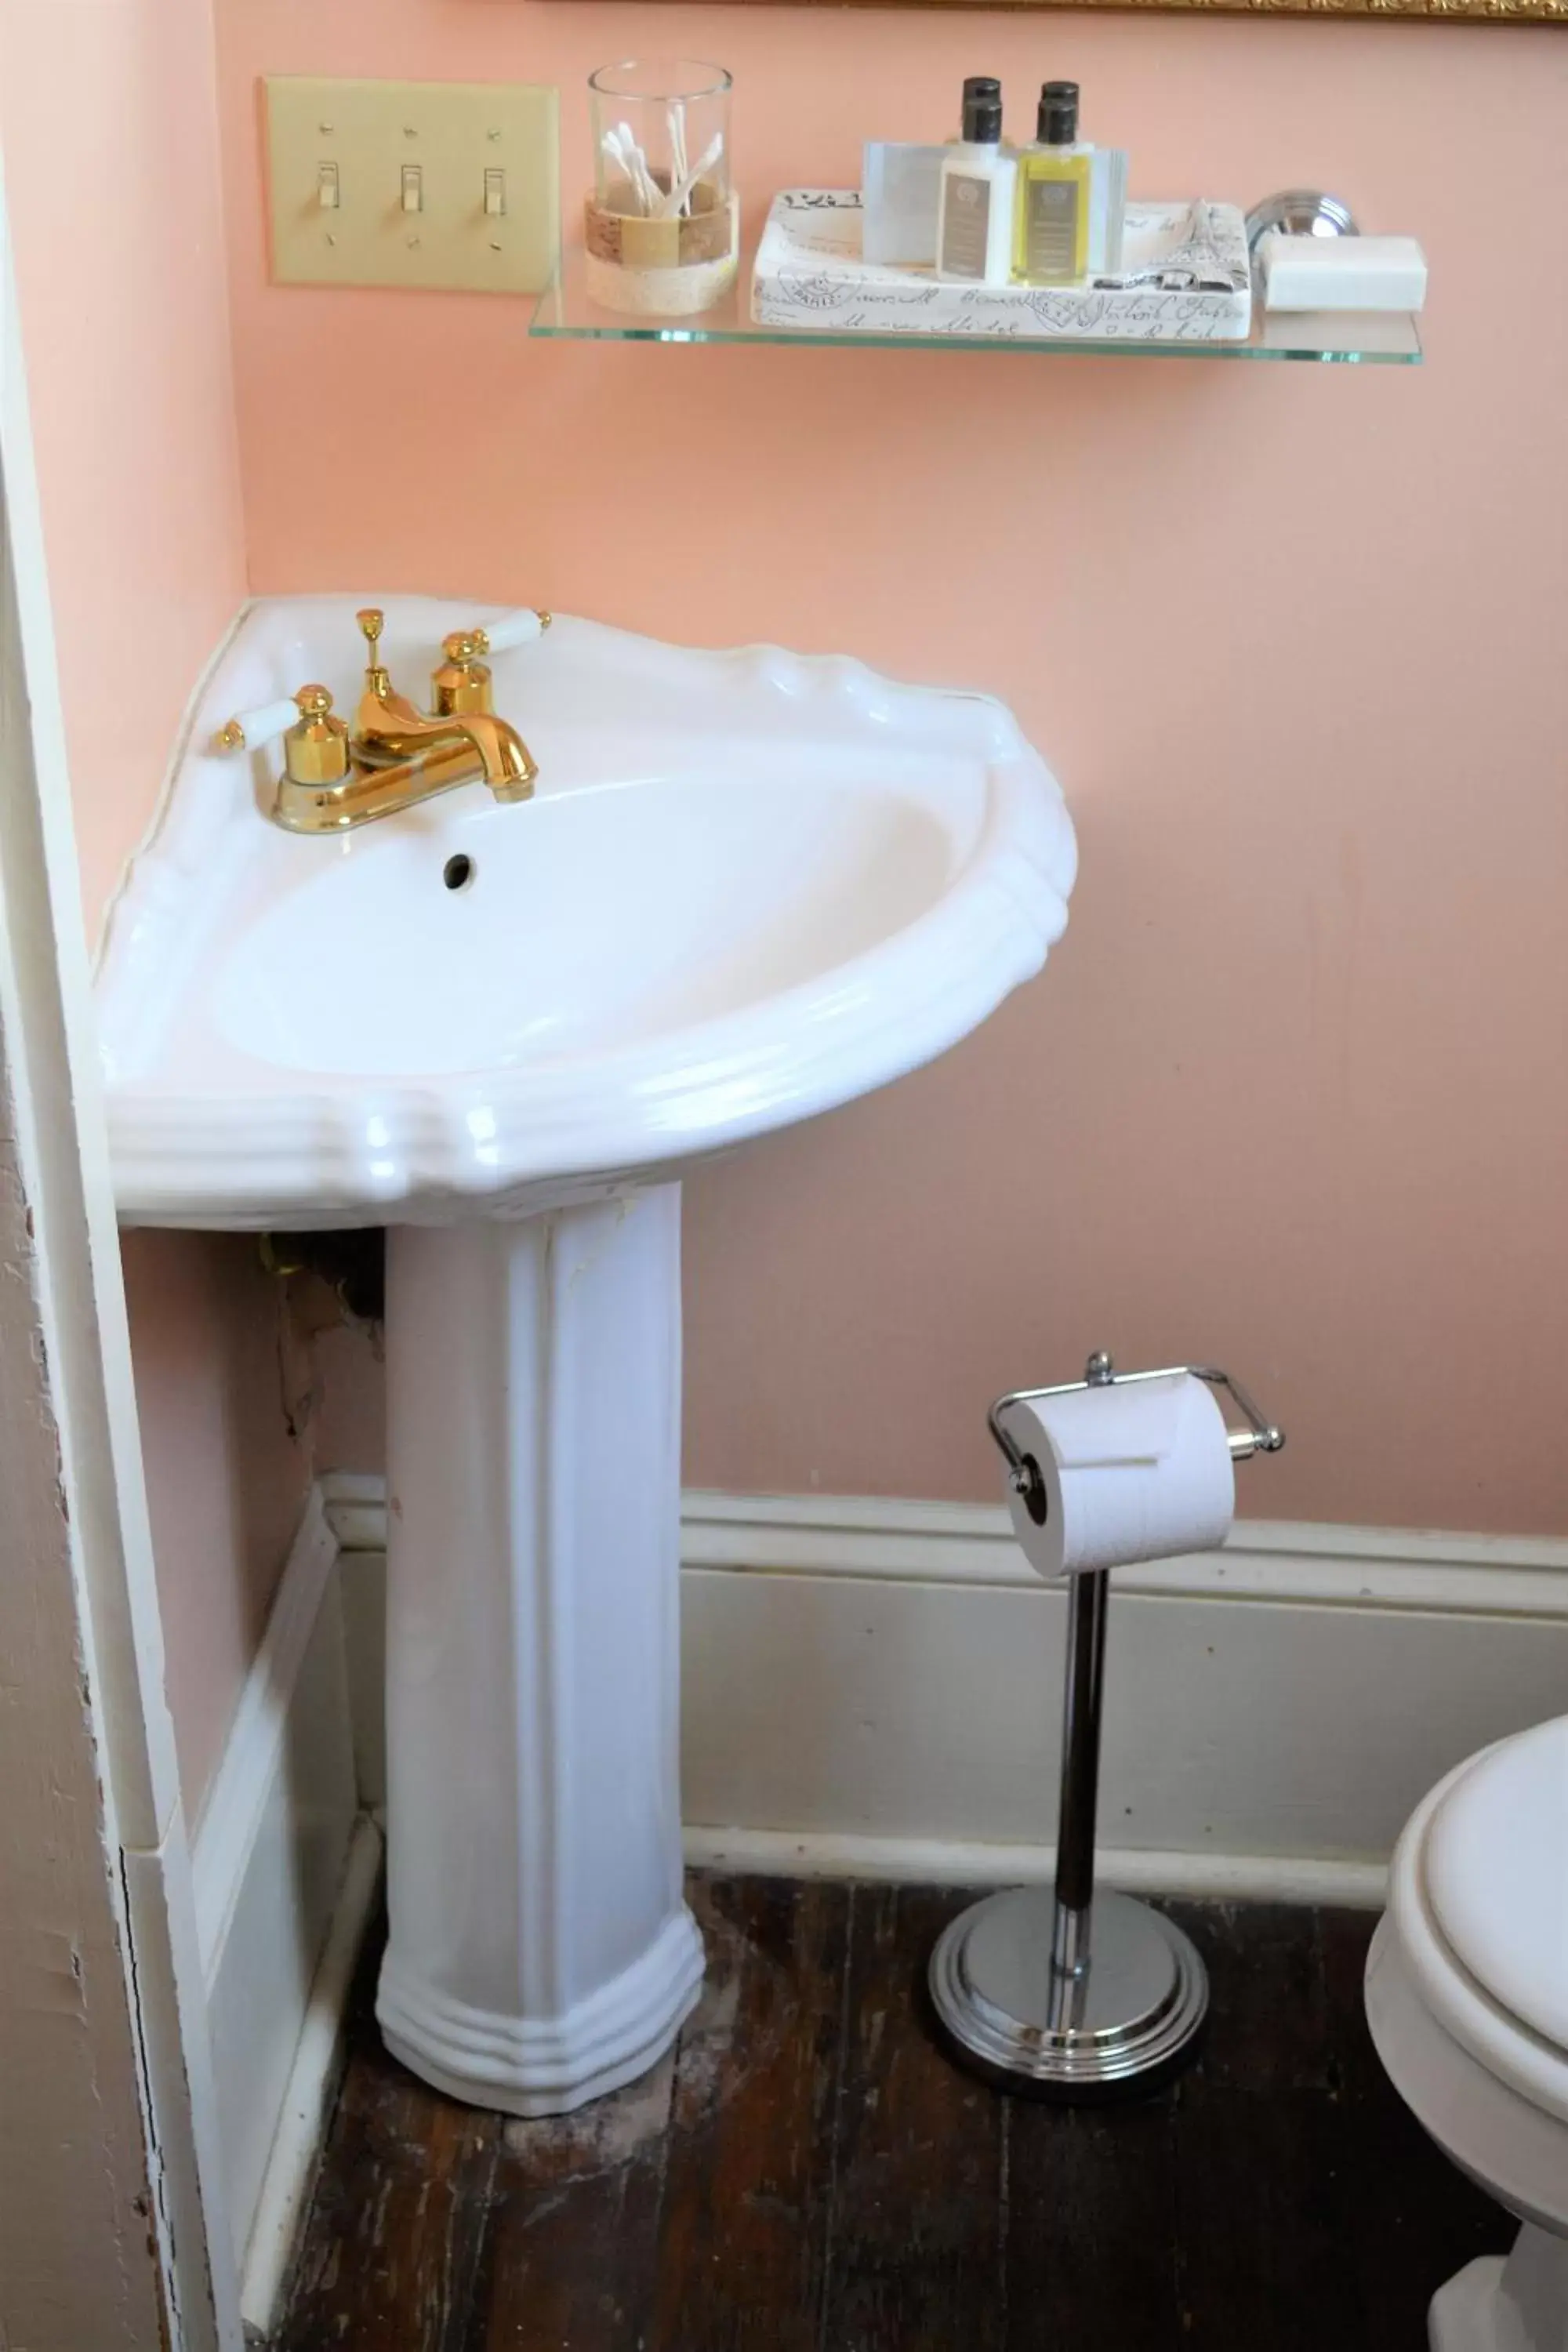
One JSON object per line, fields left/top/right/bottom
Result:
{"left": 929, "top": 1351, "right": 1284, "bottom": 2098}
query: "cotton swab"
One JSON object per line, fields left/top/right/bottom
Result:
{"left": 599, "top": 128, "right": 632, "bottom": 209}
{"left": 613, "top": 122, "right": 662, "bottom": 215}
{"left": 601, "top": 125, "right": 656, "bottom": 216}
{"left": 653, "top": 132, "right": 723, "bottom": 220}
{"left": 669, "top": 100, "right": 689, "bottom": 203}
{"left": 602, "top": 128, "right": 643, "bottom": 212}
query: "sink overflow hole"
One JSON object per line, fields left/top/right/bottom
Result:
{"left": 443, "top": 855, "right": 474, "bottom": 893}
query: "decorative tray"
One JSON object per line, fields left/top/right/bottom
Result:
{"left": 751, "top": 189, "right": 1253, "bottom": 343}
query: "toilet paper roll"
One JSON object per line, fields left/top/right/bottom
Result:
{"left": 1002, "top": 1372, "right": 1235, "bottom": 1581}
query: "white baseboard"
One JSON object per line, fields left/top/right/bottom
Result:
{"left": 189, "top": 1488, "right": 370, "bottom": 2342}
{"left": 191, "top": 1490, "right": 339, "bottom": 1980}
{"left": 237, "top": 1815, "right": 381, "bottom": 2341}
{"left": 321, "top": 1475, "right": 1568, "bottom": 1905}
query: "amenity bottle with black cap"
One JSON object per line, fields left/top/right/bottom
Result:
{"left": 937, "top": 78, "right": 1014, "bottom": 287}
{"left": 1013, "top": 80, "right": 1092, "bottom": 285}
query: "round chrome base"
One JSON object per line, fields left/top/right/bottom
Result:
{"left": 929, "top": 1888, "right": 1208, "bottom": 2100}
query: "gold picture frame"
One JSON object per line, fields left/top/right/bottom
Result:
{"left": 606, "top": 0, "right": 1562, "bottom": 20}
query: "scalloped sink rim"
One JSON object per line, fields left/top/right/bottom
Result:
{"left": 96, "top": 595, "right": 1076, "bottom": 1229}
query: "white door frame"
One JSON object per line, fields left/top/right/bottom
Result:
{"left": 0, "top": 143, "right": 241, "bottom": 2352}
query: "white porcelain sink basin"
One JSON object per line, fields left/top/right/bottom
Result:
{"left": 98, "top": 596, "right": 1075, "bottom": 1228}
{"left": 96, "top": 595, "right": 1076, "bottom": 2123}
{"left": 217, "top": 776, "right": 958, "bottom": 1076}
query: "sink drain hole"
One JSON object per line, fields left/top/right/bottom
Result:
{"left": 443, "top": 854, "right": 474, "bottom": 892}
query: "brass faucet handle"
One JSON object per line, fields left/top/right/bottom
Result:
{"left": 214, "top": 695, "right": 299, "bottom": 754}
{"left": 431, "top": 609, "right": 550, "bottom": 715}
{"left": 432, "top": 630, "right": 494, "bottom": 717}
{"left": 464, "top": 609, "right": 552, "bottom": 659}
{"left": 284, "top": 684, "right": 350, "bottom": 786}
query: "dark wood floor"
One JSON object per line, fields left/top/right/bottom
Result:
{"left": 274, "top": 1877, "right": 1504, "bottom": 2350}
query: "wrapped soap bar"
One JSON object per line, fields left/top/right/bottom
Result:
{"left": 1258, "top": 233, "right": 1427, "bottom": 313}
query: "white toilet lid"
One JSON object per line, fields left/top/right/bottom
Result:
{"left": 1423, "top": 1715, "right": 1568, "bottom": 2056}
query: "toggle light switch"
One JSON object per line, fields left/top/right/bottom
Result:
{"left": 267, "top": 77, "right": 559, "bottom": 294}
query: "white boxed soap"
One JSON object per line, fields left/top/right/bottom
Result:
{"left": 1258, "top": 232, "right": 1427, "bottom": 314}
{"left": 751, "top": 188, "right": 1253, "bottom": 343}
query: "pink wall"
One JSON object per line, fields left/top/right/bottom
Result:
{"left": 0, "top": 0, "right": 1557, "bottom": 1817}
{"left": 0, "top": 0, "right": 314, "bottom": 1807}
{"left": 218, "top": 2, "right": 1568, "bottom": 1534}
{"left": 119, "top": 1235, "right": 317, "bottom": 1799}
{"left": 0, "top": 0, "right": 248, "bottom": 931}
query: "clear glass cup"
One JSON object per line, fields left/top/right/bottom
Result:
{"left": 586, "top": 60, "right": 737, "bottom": 318}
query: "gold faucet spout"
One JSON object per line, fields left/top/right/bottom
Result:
{"left": 249, "top": 608, "right": 543, "bottom": 834}
{"left": 356, "top": 695, "right": 537, "bottom": 799}
{"left": 463, "top": 714, "right": 538, "bottom": 801}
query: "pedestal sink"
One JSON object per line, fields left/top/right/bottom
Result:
{"left": 97, "top": 595, "right": 1076, "bottom": 2115}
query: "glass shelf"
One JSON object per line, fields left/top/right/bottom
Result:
{"left": 530, "top": 241, "right": 1422, "bottom": 365}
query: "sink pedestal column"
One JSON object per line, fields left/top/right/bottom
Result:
{"left": 375, "top": 1186, "right": 705, "bottom": 2116}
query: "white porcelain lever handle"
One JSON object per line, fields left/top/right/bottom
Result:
{"left": 214, "top": 697, "right": 298, "bottom": 754}
{"left": 474, "top": 610, "right": 550, "bottom": 656}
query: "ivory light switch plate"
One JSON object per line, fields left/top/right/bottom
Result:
{"left": 266, "top": 77, "right": 558, "bottom": 295}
